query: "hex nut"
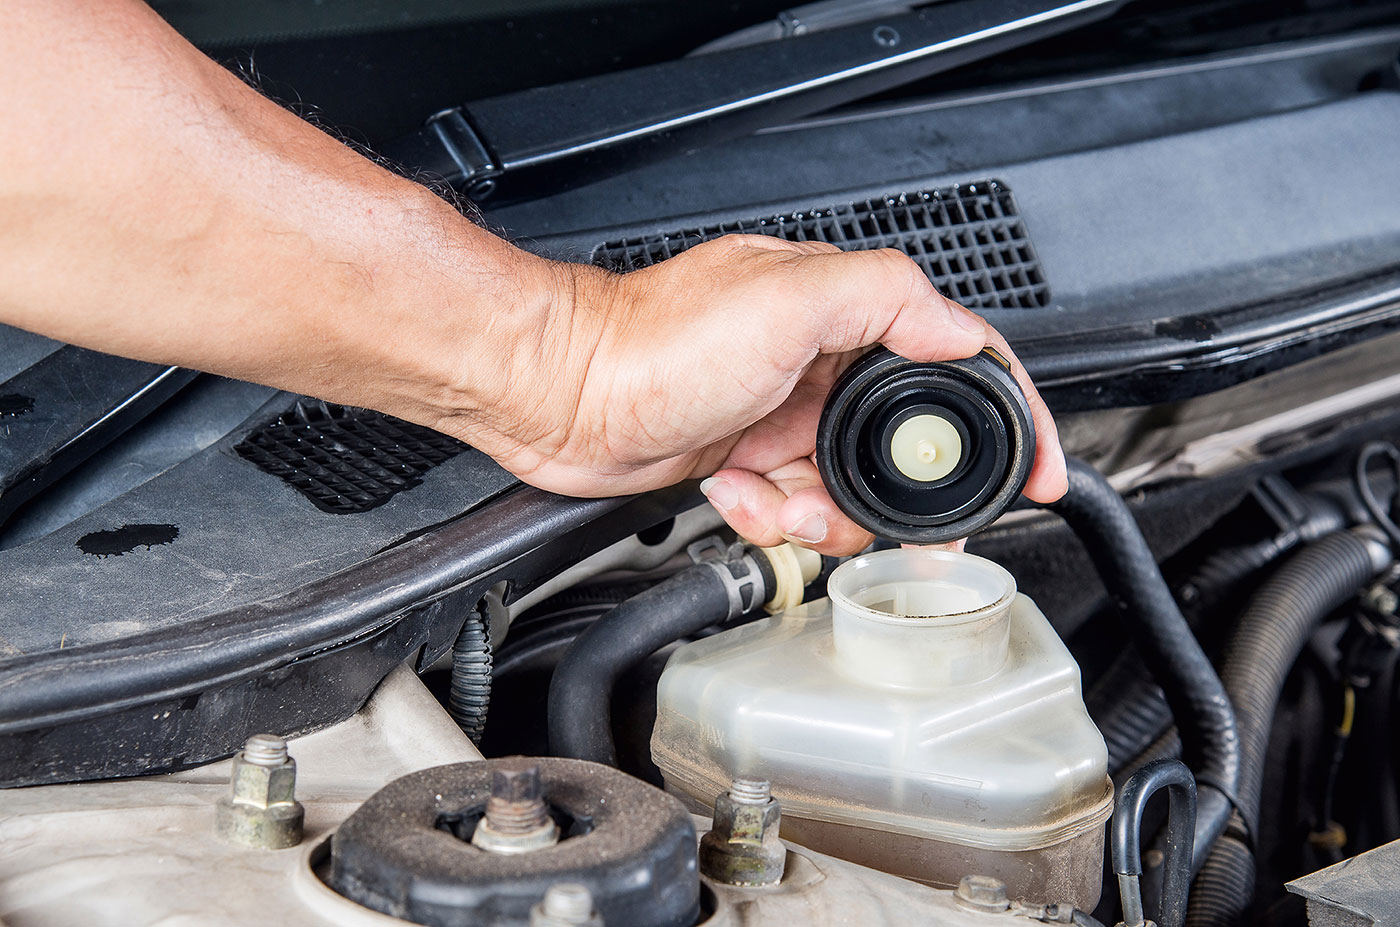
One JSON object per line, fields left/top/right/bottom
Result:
{"left": 956, "top": 875, "right": 1011, "bottom": 912}
{"left": 215, "top": 738, "right": 304, "bottom": 850}
{"left": 699, "top": 780, "right": 786, "bottom": 887}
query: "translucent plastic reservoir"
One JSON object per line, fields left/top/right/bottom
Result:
{"left": 651, "top": 549, "right": 1113, "bottom": 907}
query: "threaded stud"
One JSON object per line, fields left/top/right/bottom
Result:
{"left": 540, "top": 883, "right": 595, "bottom": 920}
{"left": 728, "top": 777, "right": 771, "bottom": 805}
{"left": 242, "top": 733, "right": 288, "bottom": 767}
{"left": 485, "top": 763, "right": 551, "bottom": 834}
{"left": 472, "top": 760, "right": 560, "bottom": 854}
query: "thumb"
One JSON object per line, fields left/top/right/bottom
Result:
{"left": 795, "top": 247, "right": 988, "bottom": 360}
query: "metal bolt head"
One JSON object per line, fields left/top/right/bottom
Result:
{"left": 699, "top": 778, "right": 785, "bottom": 887}
{"left": 467, "top": 177, "right": 498, "bottom": 201}
{"left": 873, "top": 24, "right": 901, "bottom": 47}
{"left": 1364, "top": 583, "right": 1399, "bottom": 616}
{"left": 493, "top": 761, "right": 544, "bottom": 803}
{"left": 531, "top": 883, "right": 603, "bottom": 926}
{"left": 473, "top": 759, "right": 559, "bottom": 855}
{"left": 215, "top": 735, "right": 304, "bottom": 849}
{"left": 956, "top": 875, "right": 1011, "bottom": 912}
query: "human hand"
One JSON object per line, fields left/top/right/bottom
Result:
{"left": 442, "top": 235, "right": 1066, "bottom": 555}
{"left": 0, "top": 0, "right": 1054, "bottom": 554}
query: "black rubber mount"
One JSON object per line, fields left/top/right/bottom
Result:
{"left": 329, "top": 757, "right": 700, "bottom": 927}
{"left": 816, "top": 348, "right": 1035, "bottom": 544}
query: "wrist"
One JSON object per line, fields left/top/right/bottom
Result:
{"left": 414, "top": 233, "right": 615, "bottom": 473}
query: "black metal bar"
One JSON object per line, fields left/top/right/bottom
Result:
{"left": 381, "top": 0, "right": 1124, "bottom": 205}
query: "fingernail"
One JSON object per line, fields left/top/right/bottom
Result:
{"left": 950, "top": 305, "right": 985, "bottom": 334}
{"left": 699, "top": 476, "right": 738, "bottom": 511}
{"left": 782, "top": 513, "right": 827, "bottom": 545}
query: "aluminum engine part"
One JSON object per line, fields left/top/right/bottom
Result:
{"left": 0, "top": 665, "right": 479, "bottom": 927}
{"left": 0, "top": 661, "right": 1084, "bottom": 927}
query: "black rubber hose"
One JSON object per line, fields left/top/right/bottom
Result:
{"left": 447, "top": 606, "right": 492, "bottom": 745}
{"left": 1177, "top": 491, "right": 1347, "bottom": 619}
{"left": 1049, "top": 458, "right": 1240, "bottom": 870}
{"left": 1104, "top": 493, "right": 1348, "bottom": 773}
{"left": 1186, "top": 529, "right": 1388, "bottom": 927}
{"left": 1113, "top": 759, "right": 1197, "bottom": 927}
{"left": 1091, "top": 655, "right": 1174, "bottom": 774}
{"left": 1224, "top": 531, "right": 1383, "bottom": 828}
{"left": 1183, "top": 837, "right": 1254, "bottom": 927}
{"left": 547, "top": 559, "right": 765, "bottom": 766}
{"left": 1177, "top": 539, "right": 1285, "bottom": 616}
{"left": 1116, "top": 729, "right": 1183, "bottom": 790}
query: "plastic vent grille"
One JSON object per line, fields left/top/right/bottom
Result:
{"left": 234, "top": 401, "right": 467, "bottom": 514}
{"left": 591, "top": 180, "right": 1048, "bottom": 310}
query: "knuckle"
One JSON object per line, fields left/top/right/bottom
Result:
{"left": 870, "top": 246, "right": 918, "bottom": 273}
{"left": 707, "top": 233, "right": 779, "bottom": 254}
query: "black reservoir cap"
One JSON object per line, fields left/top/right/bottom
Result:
{"left": 816, "top": 348, "right": 1035, "bottom": 544}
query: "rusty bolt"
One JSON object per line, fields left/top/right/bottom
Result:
{"left": 699, "top": 777, "right": 785, "bottom": 887}
{"left": 214, "top": 734, "right": 304, "bottom": 849}
{"left": 472, "top": 760, "right": 559, "bottom": 854}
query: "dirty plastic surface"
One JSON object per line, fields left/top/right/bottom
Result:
{"left": 652, "top": 549, "right": 1112, "bottom": 900}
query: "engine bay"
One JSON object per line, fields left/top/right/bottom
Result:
{"left": 6, "top": 3, "right": 1400, "bottom": 925}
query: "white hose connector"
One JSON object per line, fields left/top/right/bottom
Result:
{"left": 757, "top": 542, "right": 823, "bottom": 614}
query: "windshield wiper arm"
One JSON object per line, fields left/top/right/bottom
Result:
{"left": 689, "top": 0, "right": 921, "bottom": 55}
{"left": 382, "top": 0, "right": 1125, "bottom": 207}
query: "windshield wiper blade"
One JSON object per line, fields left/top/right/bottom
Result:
{"left": 382, "top": 0, "right": 1125, "bottom": 208}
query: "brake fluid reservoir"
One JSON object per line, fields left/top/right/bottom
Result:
{"left": 651, "top": 549, "right": 1113, "bottom": 908}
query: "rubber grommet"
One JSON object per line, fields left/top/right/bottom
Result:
{"left": 816, "top": 348, "right": 1035, "bottom": 544}
{"left": 329, "top": 758, "right": 700, "bottom": 927}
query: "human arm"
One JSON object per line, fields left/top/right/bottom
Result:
{"left": 0, "top": 0, "right": 1066, "bottom": 555}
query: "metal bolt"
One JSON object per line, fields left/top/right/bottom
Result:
{"left": 531, "top": 883, "right": 604, "bottom": 926}
{"left": 214, "top": 733, "right": 304, "bottom": 850}
{"left": 1364, "top": 583, "right": 1399, "bottom": 617}
{"left": 956, "top": 875, "right": 1011, "bottom": 913}
{"left": 486, "top": 764, "right": 551, "bottom": 833}
{"left": 873, "top": 25, "right": 900, "bottom": 47}
{"left": 467, "top": 177, "right": 498, "bottom": 201}
{"left": 699, "top": 776, "right": 785, "bottom": 887}
{"left": 472, "top": 760, "right": 560, "bottom": 855}
{"left": 728, "top": 777, "right": 771, "bottom": 805}
{"left": 242, "top": 733, "right": 288, "bottom": 767}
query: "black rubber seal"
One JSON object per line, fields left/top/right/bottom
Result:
{"left": 330, "top": 758, "right": 700, "bottom": 927}
{"left": 816, "top": 348, "right": 1034, "bottom": 544}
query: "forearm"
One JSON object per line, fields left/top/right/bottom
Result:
{"left": 0, "top": 1, "right": 1065, "bottom": 550}
{"left": 0, "top": 0, "right": 559, "bottom": 428}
